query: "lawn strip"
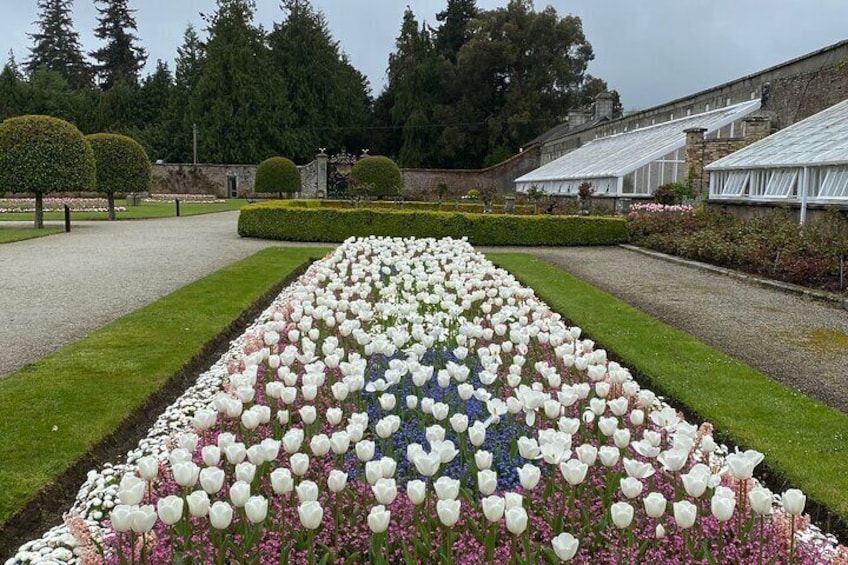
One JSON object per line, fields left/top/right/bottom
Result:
{"left": 0, "top": 246, "right": 330, "bottom": 557}
{"left": 0, "top": 227, "right": 62, "bottom": 243}
{"left": 0, "top": 199, "right": 249, "bottom": 222}
{"left": 489, "top": 252, "right": 848, "bottom": 531}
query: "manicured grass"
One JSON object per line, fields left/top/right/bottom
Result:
{"left": 0, "top": 246, "right": 329, "bottom": 526}
{"left": 0, "top": 227, "right": 62, "bottom": 243}
{"left": 0, "top": 199, "right": 249, "bottom": 222}
{"left": 489, "top": 252, "right": 848, "bottom": 523}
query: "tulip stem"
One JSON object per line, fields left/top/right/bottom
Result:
{"left": 758, "top": 516, "right": 764, "bottom": 565}
{"left": 789, "top": 516, "right": 796, "bottom": 565}
{"left": 308, "top": 530, "right": 316, "bottom": 565}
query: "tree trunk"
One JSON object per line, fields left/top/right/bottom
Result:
{"left": 34, "top": 192, "right": 43, "bottom": 229}
{"left": 108, "top": 193, "right": 116, "bottom": 221}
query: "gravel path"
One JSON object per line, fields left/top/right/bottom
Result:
{"left": 0, "top": 212, "right": 328, "bottom": 377}
{"left": 518, "top": 247, "right": 848, "bottom": 413}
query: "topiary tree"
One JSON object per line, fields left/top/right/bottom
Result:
{"left": 255, "top": 157, "right": 301, "bottom": 198}
{"left": 86, "top": 133, "right": 152, "bottom": 220}
{"left": 0, "top": 115, "right": 95, "bottom": 228}
{"left": 349, "top": 155, "right": 403, "bottom": 199}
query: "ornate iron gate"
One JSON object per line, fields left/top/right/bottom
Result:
{"left": 327, "top": 150, "right": 358, "bottom": 199}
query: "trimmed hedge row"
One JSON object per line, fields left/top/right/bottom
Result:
{"left": 238, "top": 201, "right": 628, "bottom": 246}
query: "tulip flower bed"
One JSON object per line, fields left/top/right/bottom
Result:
{"left": 14, "top": 237, "right": 846, "bottom": 564}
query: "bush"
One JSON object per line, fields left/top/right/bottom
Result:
{"left": 0, "top": 115, "right": 95, "bottom": 227}
{"left": 86, "top": 133, "right": 152, "bottom": 220}
{"left": 653, "top": 182, "right": 692, "bottom": 205}
{"left": 238, "top": 201, "right": 628, "bottom": 246}
{"left": 349, "top": 156, "right": 402, "bottom": 198}
{"left": 255, "top": 157, "right": 301, "bottom": 197}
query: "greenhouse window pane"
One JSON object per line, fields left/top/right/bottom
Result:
{"left": 819, "top": 167, "right": 848, "bottom": 198}
{"left": 718, "top": 171, "right": 749, "bottom": 196}
{"left": 763, "top": 170, "right": 798, "bottom": 198}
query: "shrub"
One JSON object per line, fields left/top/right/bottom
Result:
{"left": 349, "top": 156, "right": 402, "bottom": 198}
{"left": 653, "top": 182, "right": 693, "bottom": 205}
{"left": 86, "top": 133, "right": 152, "bottom": 220}
{"left": 0, "top": 115, "right": 95, "bottom": 228}
{"left": 255, "top": 157, "right": 301, "bottom": 197}
{"left": 238, "top": 201, "right": 628, "bottom": 246}
{"left": 465, "top": 189, "right": 480, "bottom": 200}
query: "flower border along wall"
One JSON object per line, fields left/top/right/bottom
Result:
{"left": 13, "top": 237, "right": 846, "bottom": 564}
{"left": 237, "top": 201, "right": 628, "bottom": 246}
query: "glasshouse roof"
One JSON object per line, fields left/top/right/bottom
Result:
{"left": 706, "top": 98, "right": 848, "bottom": 170}
{"left": 515, "top": 100, "right": 761, "bottom": 186}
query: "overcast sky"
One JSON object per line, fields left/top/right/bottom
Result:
{"left": 1, "top": 0, "right": 847, "bottom": 111}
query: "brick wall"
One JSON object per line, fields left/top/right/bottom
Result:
{"left": 684, "top": 129, "right": 745, "bottom": 197}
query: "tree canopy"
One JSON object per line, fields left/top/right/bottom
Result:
{"left": 0, "top": 0, "right": 620, "bottom": 170}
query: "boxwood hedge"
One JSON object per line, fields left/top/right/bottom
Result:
{"left": 238, "top": 201, "right": 627, "bottom": 246}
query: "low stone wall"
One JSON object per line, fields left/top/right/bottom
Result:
{"left": 709, "top": 199, "right": 848, "bottom": 223}
{"left": 401, "top": 146, "right": 541, "bottom": 197}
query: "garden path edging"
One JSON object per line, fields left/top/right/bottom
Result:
{"left": 620, "top": 244, "right": 848, "bottom": 310}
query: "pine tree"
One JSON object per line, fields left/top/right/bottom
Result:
{"left": 434, "top": 0, "right": 477, "bottom": 62}
{"left": 192, "top": 0, "right": 290, "bottom": 163}
{"left": 91, "top": 0, "right": 147, "bottom": 89}
{"left": 268, "top": 0, "right": 370, "bottom": 160}
{"left": 26, "top": 0, "right": 92, "bottom": 89}
{"left": 160, "top": 25, "right": 204, "bottom": 162}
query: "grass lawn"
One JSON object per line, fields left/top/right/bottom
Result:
{"left": 0, "top": 246, "right": 329, "bottom": 526}
{"left": 489, "top": 252, "right": 848, "bottom": 524}
{"left": 0, "top": 227, "right": 62, "bottom": 244}
{"left": 0, "top": 199, "right": 250, "bottom": 222}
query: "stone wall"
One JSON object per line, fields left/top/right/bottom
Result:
{"left": 537, "top": 40, "right": 848, "bottom": 165}
{"left": 401, "top": 146, "right": 541, "bottom": 197}
{"left": 684, "top": 129, "right": 745, "bottom": 197}
{"left": 152, "top": 157, "right": 325, "bottom": 198}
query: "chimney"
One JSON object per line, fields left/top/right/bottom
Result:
{"left": 594, "top": 92, "right": 614, "bottom": 121}
{"left": 742, "top": 116, "right": 771, "bottom": 145}
{"left": 568, "top": 109, "right": 588, "bottom": 128}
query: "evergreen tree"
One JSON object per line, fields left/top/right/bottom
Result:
{"left": 268, "top": 0, "right": 370, "bottom": 160}
{"left": 161, "top": 25, "right": 204, "bottom": 162}
{"left": 434, "top": 0, "right": 477, "bottom": 62}
{"left": 0, "top": 62, "right": 27, "bottom": 121}
{"left": 26, "top": 0, "right": 92, "bottom": 89}
{"left": 193, "top": 0, "right": 290, "bottom": 163}
{"left": 91, "top": 0, "right": 147, "bottom": 89}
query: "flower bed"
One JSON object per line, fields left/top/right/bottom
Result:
{"left": 12, "top": 237, "right": 846, "bottom": 564}
{"left": 145, "top": 194, "right": 225, "bottom": 203}
{"left": 0, "top": 198, "right": 127, "bottom": 214}
{"left": 626, "top": 205, "right": 848, "bottom": 292}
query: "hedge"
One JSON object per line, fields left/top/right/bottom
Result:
{"left": 285, "top": 199, "right": 537, "bottom": 215}
{"left": 238, "top": 201, "right": 628, "bottom": 246}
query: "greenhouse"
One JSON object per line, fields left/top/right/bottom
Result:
{"left": 514, "top": 100, "right": 761, "bottom": 197}
{"left": 707, "top": 97, "right": 848, "bottom": 221}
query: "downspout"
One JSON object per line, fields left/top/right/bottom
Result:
{"left": 800, "top": 166, "right": 809, "bottom": 225}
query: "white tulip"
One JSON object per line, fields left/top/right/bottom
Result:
{"left": 407, "top": 479, "right": 426, "bottom": 505}
{"left": 157, "top": 496, "right": 184, "bottom": 526}
{"left": 367, "top": 505, "right": 391, "bottom": 533}
{"left": 610, "top": 502, "right": 634, "bottom": 529}
{"left": 327, "top": 470, "right": 348, "bottom": 493}
{"left": 436, "top": 499, "right": 461, "bottom": 527}
{"left": 673, "top": 500, "right": 697, "bottom": 529}
{"left": 505, "top": 506, "right": 528, "bottom": 535}
{"left": 296, "top": 480, "right": 319, "bottom": 502}
{"left": 229, "top": 480, "right": 250, "bottom": 508}
{"left": 551, "top": 532, "right": 579, "bottom": 562}
{"left": 187, "top": 490, "right": 210, "bottom": 517}
{"left": 245, "top": 496, "right": 268, "bottom": 524}
{"left": 481, "top": 495, "right": 505, "bottom": 522}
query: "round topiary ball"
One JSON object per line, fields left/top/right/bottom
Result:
{"left": 350, "top": 156, "right": 403, "bottom": 198}
{"left": 87, "top": 133, "right": 152, "bottom": 196}
{"left": 256, "top": 156, "right": 301, "bottom": 196}
{"left": 0, "top": 115, "right": 96, "bottom": 227}
{"left": 0, "top": 114, "right": 95, "bottom": 195}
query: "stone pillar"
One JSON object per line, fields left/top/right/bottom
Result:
{"left": 684, "top": 128, "right": 707, "bottom": 198}
{"left": 594, "top": 92, "right": 614, "bottom": 121}
{"left": 743, "top": 116, "right": 771, "bottom": 146}
{"left": 315, "top": 150, "right": 328, "bottom": 199}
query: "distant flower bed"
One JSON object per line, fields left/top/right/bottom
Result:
{"left": 626, "top": 206, "right": 848, "bottom": 293}
{"left": 146, "top": 193, "right": 225, "bottom": 203}
{"left": 12, "top": 237, "right": 846, "bottom": 564}
{"left": 0, "top": 198, "right": 126, "bottom": 214}
{"left": 627, "top": 203, "right": 695, "bottom": 216}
